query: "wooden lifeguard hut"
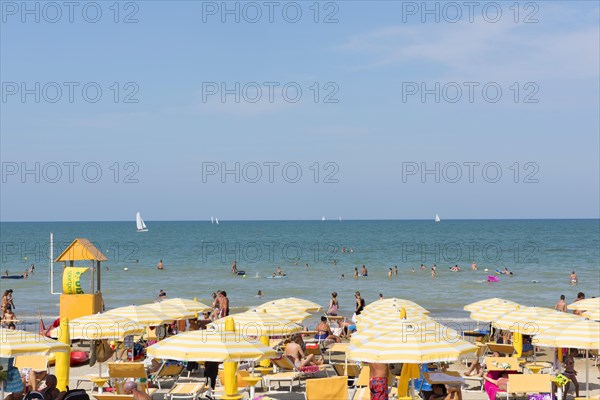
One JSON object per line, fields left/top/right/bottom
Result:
{"left": 55, "top": 238, "right": 106, "bottom": 321}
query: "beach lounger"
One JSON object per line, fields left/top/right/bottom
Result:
{"left": 15, "top": 355, "right": 50, "bottom": 391}
{"left": 331, "top": 363, "right": 361, "bottom": 387}
{"left": 107, "top": 362, "right": 156, "bottom": 397}
{"left": 150, "top": 362, "right": 184, "bottom": 389}
{"left": 305, "top": 376, "right": 348, "bottom": 400}
{"left": 165, "top": 382, "right": 206, "bottom": 400}
{"left": 506, "top": 373, "right": 553, "bottom": 400}
{"left": 486, "top": 343, "right": 516, "bottom": 356}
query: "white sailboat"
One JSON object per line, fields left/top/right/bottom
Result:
{"left": 215, "top": 218, "right": 219, "bottom": 225}
{"left": 136, "top": 212, "right": 148, "bottom": 232}
{"left": 435, "top": 214, "right": 441, "bottom": 223}
{"left": 339, "top": 216, "right": 342, "bottom": 222}
{"left": 211, "top": 216, "right": 214, "bottom": 224}
{"left": 322, "top": 216, "right": 326, "bottom": 221}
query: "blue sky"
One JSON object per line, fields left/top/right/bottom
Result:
{"left": 1, "top": 1, "right": 599, "bottom": 221}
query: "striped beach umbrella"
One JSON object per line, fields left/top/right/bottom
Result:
{"left": 254, "top": 304, "right": 311, "bottom": 323}
{"left": 567, "top": 297, "right": 600, "bottom": 315}
{"left": 146, "top": 329, "right": 277, "bottom": 362}
{"left": 357, "top": 307, "right": 430, "bottom": 323}
{"left": 105, "top": 305, "right": 174, "bottom": 326}
{"left": 160, "top": 298, "right": 212, "bottom": 312}
{"left": 0, "top": 328, "right": 69, "bottom": 357}
{"left": 534, "top": 319, "right": 600, "bottom": 350}
{"left": 364, "top": 298, "right": 430, "bottom": 314}
{"left": 492, "top": 307, "right": 557, "bottom": 331}
{"left": 464, "top": 298, "right": 520, "bottom": 313}
{"left": 49, "top": 313, "right": 143, "bottom": 340}
{"left": 534, "top": 319, "right": 600, "bottom": 396}
{"left": 142, "top": 302, "right": 198, "bottom": 320}
{"left": 347, "top": 329, "right": 477, "bottom": 363}
{"left": 264, "top": 298, "right": 322, "bottom": 312}
{"left": 208, "top": 309, "right": 303, "bottom": 337}
{"left": 469, "top": 302, "right": 522, "bottom": 322}
{"left": 497, "top": 311, "right": 583, "bottom": 335}
{"left": 356, "top": 311, "right": 432, "bottom": 330}
{"left": 582, "top": 309, "right": 600, "bottom": 321}
{"left": 352, "top": 320, "right": 459, "bottom": 344}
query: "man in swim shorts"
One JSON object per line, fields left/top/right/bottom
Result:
{"left": 369, "top": 362, "right": 389, "bottom": 400}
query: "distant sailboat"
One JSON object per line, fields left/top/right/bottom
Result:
{"left": 136, "top": 212, "right": 148, "bottom": 232}
{"left": 339, "top": 216, "right": 342, "bottom": 222}
{"left": 215, "top": 218, "right": 219, "bottom": 225}
{"left": 211, "top": 216, "right": 214, "bottom": 224}
{"left": 435, "top": 214, "right": 441, "bottom": 223}
{"left": 322, "top": 216, "right": 326, "bottom": 221}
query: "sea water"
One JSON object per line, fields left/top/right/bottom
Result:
{"left": 1, "top": 219, "right": 598, "bottom": 329}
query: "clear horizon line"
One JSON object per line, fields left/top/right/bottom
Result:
{"left": 1, "top": 217, "right": 599, "bottom": 223}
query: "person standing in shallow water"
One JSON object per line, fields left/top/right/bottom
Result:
{"left": 555, "top": 295, "right": 567, "bottom": 312}
{"left": 157, "top": 260, "right": 164, "bottom": 270}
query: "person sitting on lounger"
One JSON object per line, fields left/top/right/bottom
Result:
{"left": 315, "top": 316, "right": 341, "bottom": 343}
{"left": 284, "top": 334, "right": 323, "bottom": 368}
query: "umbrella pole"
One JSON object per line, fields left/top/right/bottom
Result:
{"left": 586, "top": 349, "right": 589, "bottom": 396}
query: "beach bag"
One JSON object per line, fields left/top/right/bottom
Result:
{"left": 95, "top": 339, "right": 114, "bottom": 363}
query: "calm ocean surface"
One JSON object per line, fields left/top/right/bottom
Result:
{"left": 1, "top": 220, "right": 598, "bottom": 329}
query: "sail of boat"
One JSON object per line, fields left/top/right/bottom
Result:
{"left": 435, "top": 214, "right": 441, "bottom": 223}
{"left": 136, "top": 212, "right": 148, "bottom": 232}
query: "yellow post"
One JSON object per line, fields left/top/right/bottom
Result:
{"left": 55, "top": 318, "right": 71, "bottom": 391}
{"left": 259, "top": 335, "right": 271, "bottom": 367}
{"left": 512, "top": 332, "right": 523, "bottom": 358}
{"left": 400, "top": 307, "right": 407, "bottom": 319}
{"left": 557, "top": 348, "right": 563, "bottom": 362}
{"left": 223, "top": 317, "right": 238, "bottom": 397}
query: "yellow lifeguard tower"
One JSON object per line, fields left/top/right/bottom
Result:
{"left": 55, "top": 238, "right": 106, "bottom": 321}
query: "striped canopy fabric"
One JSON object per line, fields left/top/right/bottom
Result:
{"left": 492, "top": 307, "right": 557, "bottom": 331}
{"left": 347, "top": 329, "right": 477, "bottom": 363}
{"left": 364, "top": 298, "right": 430, "bottom": 314}
{"left": 105, "top": 305, "right": 174, "bottom": 326}
{"left": 357, "top": 308, "right": 431, "bottom": 324}
{"left": 160, "top": 298, "right": 212, "bottom": 312}
{"left": 264, "top": 298, "right": 322, "bottom": 312}
{"left": 356, "top": 312, "right": 432, "bottom": 330}
{"left": 582, "top": 309, "right": 600, "bottom": 321}
{"left": 567, "top": 298, "right": 600, "bottom": 314}
{"left": 534, "top": 319, "right": 600, "bottom": 350}
{"left": 141, "top": 302, "right": 198, "bottom": 320}
{"left": 464, "top": 298, "right": 520, "bottom": 313}
{"left": 254, "top": 304, "right": 311, "bottom": 323}
{"left": 146, "top": 329, "right": 277, "bottom": 362}
{"left": 208, "top": 310, "right": 302, "bottom": 337}
{"left": 469, "top": 302, "right": 522, "bottom": 322}
{"left": 496, "top": 311, "right": 583, "bottom": 335}
{"left": 0, "top": 328, "right": 69, "bottom": 357}
{"left": 49, "top": 314, "right": 143, "bottom": 340}
{"left": 352, "top": 320, "right": 459, "bottom": 344}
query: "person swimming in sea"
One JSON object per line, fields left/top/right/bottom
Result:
{"left": 157, "top": 260, "right": 164, "bottom": 270}
{"left": 353, "top": 268, "right": 359, "bottom": 279}
{"left": 256, "top": 290, "right": 264, "bottom": 298}
{"left": 570, "top": 271, "right": 578, "bottom": 285}
{"left": 388, "top": 268, "right": 393, "bottom": 278}
{"left": 361, "top": 265, "right": 368, "bottom": 276}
